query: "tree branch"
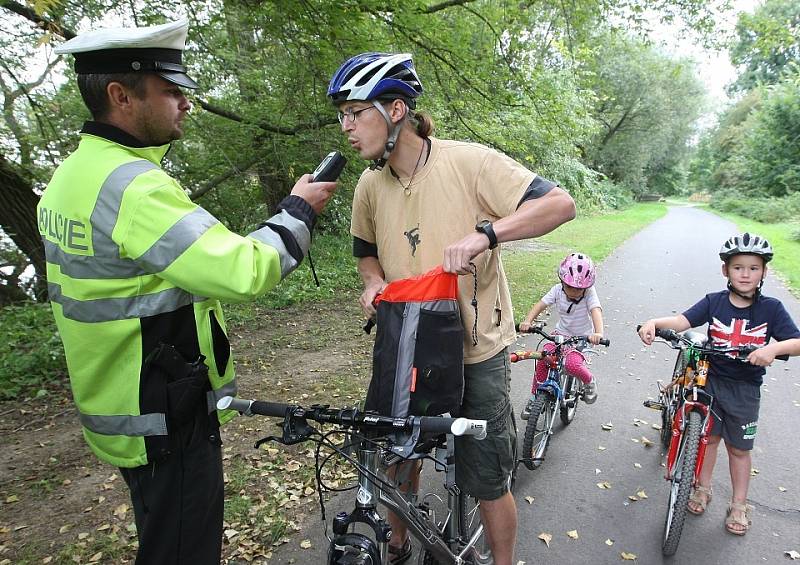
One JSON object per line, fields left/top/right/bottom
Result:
{"left": 188, "top": 154, "right": 262, "bottom": 201}
{"left": 0, "top": 0, "right": 76, "bottom": 39}
{"left": 422, "top": 0, "right": 477, "bottom": 14}
{"left": 195, "top": 98, "right": 337, "bottom": 134}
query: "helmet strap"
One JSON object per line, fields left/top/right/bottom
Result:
{"left": 369, "top": 100, "right": 404, "bottom": 171}
{"left": 726, "top": 278, "right": 764, "bottom": 301}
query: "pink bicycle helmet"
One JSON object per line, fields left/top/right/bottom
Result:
{"left": 558, "top": 253, "right": 596, "bottom": 289}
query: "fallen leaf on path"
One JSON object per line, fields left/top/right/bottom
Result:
{"left": 525, "top": 496, "right": 535, "bottom": 505}
{"left": 596, "top": 468, "right": 602, "bottom": 475}
{"left": 539, "top": 532, "right": 553, "bottom": 547}
{"left": 566, "top": 530, "right": 579, "bottom": 539}
{"left": 641, "top": 437, "right": 654, "bottom": 447}
{"left": 637, "top": 490, "right": 648, "bottom": 499}
{"left": 779, "top": 486, "right": 787, "bottom": 492}
{"left": 300, "top": 539, "right": 312, "bottom": 549}
{"left": 597, "top": 481, "right": 612, "bottom": 489}
{"left": 598, "top": 445, "right": 607, "bottom": 451}
{"left": 621, "top": 552, "right": 637, "bottom": 560}
{"left": 89, "top": 552, "right": 103, "bottom": 563}
{"left": 651, "top": 423, "right": 662, "bottom": 430}
{"left": 628, "top": 495, "right": 639, "bottom": 501}
{"left": 113, "top": 504, "right": 129, "bottom": 519}
{"left": 601, "top": 423, "right": 613, "bottom": 431}
{"left": 605, "top": 539, "right": 614, "bottom": 546}
{"left": 751, "top": 468, "right": 759, "bottom": 476}
{"left": 785, "top": 550, "right": 799, "bottom": 559}
{"left": 634, "top": 463, "right": 642, "bottom": 469}
{"left": 5, "top": 495, "right": 18, "bottom": 503}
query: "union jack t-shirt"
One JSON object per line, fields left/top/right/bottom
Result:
{"left": 683, "top": 291, "right": 800, "bottom": 384}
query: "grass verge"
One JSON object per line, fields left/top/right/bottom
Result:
{"left": 504, "top": 202, "right": 668, "bottom": 316}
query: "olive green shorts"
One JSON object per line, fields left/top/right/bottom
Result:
{"left": 454, "top": 348, "right": 516, "bottom": 501}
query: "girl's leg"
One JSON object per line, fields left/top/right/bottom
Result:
{"left": 564, "top": 350, "right": 592, "bottom": 384}
{"left": 688, "top": 434, "right": 720, "bottom": 514}
{"left": 725, "top": 442, "right": 753, "bottom": 534}
{"left": 531, "top": 343, "right": 555, "bottom": 393}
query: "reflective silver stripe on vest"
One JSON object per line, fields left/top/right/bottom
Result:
{"left": 207, "top": 380, "right": 238, "bottom": 413}
{"left": 91, "top": 160, "right": 159, "bottom": 258}
{"left": 80, "top": 412, "right": 168, "bottom": 436}
{"left": 49, "top": 282, "right": 194, "bottom": 323}
{"left": 136, "top": 206, "right": 219, "bottom": 273}
{"left": 248, "top": 210, "right": 310, "bottom": 278}
{"left": 43, "top": 239, "right": 148, "bottom": 279}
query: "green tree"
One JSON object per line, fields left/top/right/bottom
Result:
{"left": 729, "top": 0, "right": 800, "bottom": 92}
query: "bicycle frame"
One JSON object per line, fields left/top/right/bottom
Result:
{"left": 665, "top": 397, "right": 714, "bottom": 483}
{"left": 339, "top": 434, "right": 487, "bottom": 564}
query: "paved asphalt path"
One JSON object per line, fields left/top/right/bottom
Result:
{"left": 266, "top": 205, "right": 800, "bottom": 564}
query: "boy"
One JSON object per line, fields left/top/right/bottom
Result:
{"left": 638, "top": 232, "right": 800, "bottom": 535}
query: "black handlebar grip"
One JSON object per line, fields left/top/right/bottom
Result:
{"left": 249, "top": 400, "right": 291, "bottom": 417}
{"left": 636, "top": 324, "right": 642, "bottom": 332}
{"left": 599, "top": 338, "right": 611, "bottom": 347}
{"left": 655, "top": 328, "right": 678, "bottom": 341}
{"left": 418, "top": 416, "right": 455, "bottom": 435}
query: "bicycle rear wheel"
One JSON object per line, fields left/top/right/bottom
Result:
{"left": 560, "top": 373, "right": 580, "bottom": 425}
{"left": 419, "top": 494, "right": 492, "bottom": 564}
{"left": 521, "top": 392, "right": 554, "bottom": 470}
{"left": 662, "top": 409, "right": 702, "bottom": 556}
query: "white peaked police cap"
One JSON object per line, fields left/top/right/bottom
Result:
{"left": 55, "top": 18, "right": 198, "bottom": 89}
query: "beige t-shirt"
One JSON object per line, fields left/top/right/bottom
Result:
{"left": 351, "top": 137, "right": 537, "bottom": 364}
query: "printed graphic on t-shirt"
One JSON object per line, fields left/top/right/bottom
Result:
{"left": 404, "top": 225, "right": 421, "bottom": 256}
{"left": 709, "top": 317, "right": 767, "bottom": 359}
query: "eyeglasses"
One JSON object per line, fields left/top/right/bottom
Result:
{"left": 337, "top": 106, "right": 377, "bottom": 125}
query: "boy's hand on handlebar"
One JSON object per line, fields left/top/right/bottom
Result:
{"left": 588, "top": 333, "right": 604, "bottom": 346}
{"left": 747, "top": 345, "right": 775, "bottom": 367}
{"left": 638, "top": 321, "right": 656, "bottom": 346}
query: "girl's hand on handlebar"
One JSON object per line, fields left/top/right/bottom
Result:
{"left": 588, "top": 333, "right": 604, "bottom": 346}
{"left": 519, "top": 321, "right": 532, "bottom": 333}
{"left": 638, "top": 321, "right": 656, "bottom": 346}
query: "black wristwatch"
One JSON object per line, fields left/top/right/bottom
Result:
{"left": 475, "top": 220, "right": 498, "bottom": 250}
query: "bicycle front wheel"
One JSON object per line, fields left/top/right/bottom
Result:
{"left": 560, "top": 373, "right": 580, "bottom": 425}
{"left": 521, "top": 392, "right": 554, "bottom": 470}
{"left": 662, "top": 409, "right": 702, "bottom": 556}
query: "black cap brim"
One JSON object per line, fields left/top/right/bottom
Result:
{"left": 158, "top": 71, "right": 198, "bottom": 89}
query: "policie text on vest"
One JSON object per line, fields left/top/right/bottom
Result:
{"left": 38, "top": 207, "right": 89, "bottom": 251}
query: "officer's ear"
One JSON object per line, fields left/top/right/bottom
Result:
{"left": 106, "top": 80, "right": 144, "bottom": 114}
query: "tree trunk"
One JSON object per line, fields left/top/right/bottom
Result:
{"left": 0, "top": 153, "right": 46, "bottom": 301}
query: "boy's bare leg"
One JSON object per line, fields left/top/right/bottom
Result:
{"left": 688, "top": 434, "right": 720, "bottom": 513}
{"left": 726, "top": 442, "right": 752, "bottom": 533}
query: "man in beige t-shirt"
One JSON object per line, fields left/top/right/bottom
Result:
{"left": 329, "top": 52, "right": 576, "bottom": 565}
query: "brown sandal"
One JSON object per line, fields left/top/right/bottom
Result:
{"left": 687, "top": 485, "right": 712, "bottom": 515}
{"left": 725, "top": 501, "right": 753, "bottom": 536}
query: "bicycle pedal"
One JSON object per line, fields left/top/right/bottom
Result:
{"left": 643, "top": 400, "right": 665, "bottom": 411}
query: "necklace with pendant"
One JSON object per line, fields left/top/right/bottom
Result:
{"left": 397, "top": 139, "right": 427, "bottom": 196}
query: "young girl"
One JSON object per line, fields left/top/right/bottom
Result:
{"left": 519, "top": 253, "right": 605, "bottom": 405}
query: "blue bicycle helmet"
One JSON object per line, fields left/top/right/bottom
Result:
{"left": 327, "top": 52, "right": 423, "bottom": 107}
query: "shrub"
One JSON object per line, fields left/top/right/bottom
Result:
{"left": 0, "top": 303, "right": 67, "bottom": 400}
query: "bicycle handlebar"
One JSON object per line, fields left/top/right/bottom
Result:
{"left": 217, "top": 396, "right": 488, "bottom": 439}
{"left": 515, "top": 323, "right": 610, "bottom": 347}
{"left": 634, "top": 325, "right": 773, "bottom": 360}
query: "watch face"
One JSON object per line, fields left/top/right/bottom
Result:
{"left": 477, "top": 220, "right": 491, "bottom": 229}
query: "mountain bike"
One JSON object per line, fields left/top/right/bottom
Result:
{"left": 217, "top": 396, "right": 492, "bottom": 564}
{"left": 512, "top": 323, "right": 610, "bottom": 471}
{"left": 640, "top": 327, "right": 761, "bottom": 556}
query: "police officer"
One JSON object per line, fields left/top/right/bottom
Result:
{"left": 38, "top": 18, "right": 336, "bottom": 565}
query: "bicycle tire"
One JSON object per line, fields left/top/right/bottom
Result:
{"left": 559, "top": 373, "right": 580, "bottom": 425}
{"left": 521, "top": 392, "right": 553, "bottom": 471}
{"left": 662, "top": 409, "right": 702, "bottom": 556}
{"left": 419, "top": 493, "right": 492, "bottom": 565}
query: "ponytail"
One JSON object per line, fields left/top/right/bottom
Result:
{"left": 411, "top": 111, "right": 435, "bottom": 138}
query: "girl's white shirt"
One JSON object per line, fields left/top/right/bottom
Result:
{"left": 541, "top": 283, "right": 601, "bottom": 336}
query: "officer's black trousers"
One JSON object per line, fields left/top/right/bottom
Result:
{"left": 121, "top": 406, "right": 223, "bottom": 565}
